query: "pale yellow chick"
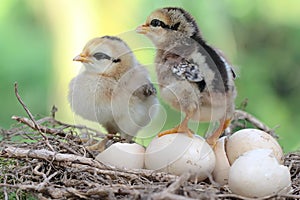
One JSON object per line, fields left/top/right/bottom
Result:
{"left": 69, "top": 36, "right": 158, "bottom": 144}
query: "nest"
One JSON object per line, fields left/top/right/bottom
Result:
{"left": 0, "top": 83, "right": 299, "bottom": 200}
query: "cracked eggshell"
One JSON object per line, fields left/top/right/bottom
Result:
{"left": 229, "top": 149, "right": 291, "bottom": 198}
{"left": 212, "top": 136, "right": 230, "bottom": 185}
{"left": 145, "top": 133, "right": 215, "bottom": 181}
{"left": 95, "top": 142, "right": 145, "bottom": 169}
{"left": 226, "top": 129, "right": 283, "bottom": 165}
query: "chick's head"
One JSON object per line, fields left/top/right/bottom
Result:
{"left": 137, "top": 7, "right": 200, "bottom": 46}
{"left": 73, "top": 36, "right": 135, "bottom": 73}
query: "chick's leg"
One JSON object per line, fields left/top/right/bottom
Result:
{"left": 86, "top": 138, "right": 109, "bottom": 152}
{"left": 86, "top": 125, "right": 118, "bottom": 152}
{"left": 206, "top": 118, "right": 231, "bottom": 147}
{"left": 158, "top": 111, "right": 194, "bottom": 138}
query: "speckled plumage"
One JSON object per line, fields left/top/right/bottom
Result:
{"left": 137, "top": 7, "right": 236, "bottom": 145}
{"left": 172, "top": 60, "right": 204, "bottom": 82}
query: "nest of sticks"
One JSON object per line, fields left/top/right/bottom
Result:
{"left": 0, "top": 83, "right": 299, "bottom": 200}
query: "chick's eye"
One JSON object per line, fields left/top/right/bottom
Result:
{"left": 150, "top": 19, "right": 165, "bottom": 27}
{"left": 93, "top": 52, "right": 111, "bottom": 60}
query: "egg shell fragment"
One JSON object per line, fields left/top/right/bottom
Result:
{"left": 212, "top": 136, "right": 230, "bottom": 185}
{"left": 228, "top": 149, "right": 291, "bottom": 198}
{"left": 95, "top": 142, "right": 145, "bottom": 169}
{"left": 226, "top": 129, "right": 283, "bottom": 165}
{"left": 145, "top": 133, "right": 215, "bottom": 181}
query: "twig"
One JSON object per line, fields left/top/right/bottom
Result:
{"left": 36, "top": 194, "right": 50, "bottom": 200}
{"left": 6, "top": 117, "right": 53, "bottom": 137}
{"left": 50, "top": 105, "right": 58, "bottom": 119}
{"left": 238, "top": 98, "right": 249, "bottom": 111}
{"left": 0, "top": 184, "right": 77, "bottom": 199}
{"left": 216, "top": 193, "right": 256, "bottom": 200}
{"left": 218, "top": 193, "right": 300, "bottom": 200}
{"left": 233, "top": 109, "right": 278, "bottom": 138}
{"left": 33, "top": 163, "right": 46, "bottom": 178}
{"left": 165, "top": 173, "right": 190, "bottom": 193}
{"left": 1, "top": 146, "right": 103, "bottom": 168}
{"left": 32, "top": 162, "right": 59, "bottom": 192}
{"left": 36, "top": 172, "right": 58, "bottom": 192}
{"left": 14, "top": 83, "right": 43, "bottom": 136}
{"left": 1, "top": 145, "right": 178, "bottom": 182}
{"left": 152, "top": 193, "right": 196, "bottom": 200}
{"left": 11, "top": 116, "right": 66, "bottom": 137}
{"left": 278, "top": 194, "right": 300, "bottom": 199}
{"left": 3, "top": 175, "right": 8, "bottom": 200}
{"left": 52, "top": 119, "right": 106, "bottom": 138}
{"left": 14, "top": 83, "right": 54, "bottom": 151}
{"left": 58, "top": 142, "right": 81, "bottom": 155}
{"left": 0, "top": 183, "right": 144, "bottom": 199}
{"left": 68, "top": 163, "right": 140, "bottom": 180}
{"left": 68, "top": 162, "right": 178, "bottom": 183}
{"left": 10, "top": 115, "right": 106, "bottom": 145}
{"left": 151, "top": 173, "right": 192, "bottom": 200}
{"left": 85, "top": 184, "right": 141, "bottom": 197}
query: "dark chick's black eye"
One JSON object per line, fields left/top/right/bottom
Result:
{"left": 171, "top": 22, "right": 180, "bottom": 30}
{"left": 112, "top": 58, "right": 121, "bottom": 63}
{"left": 93, "top": 52, "right": 111, "bottom": 60}
{"left": 150, "top": 19, "right": 166, "bottom": 27}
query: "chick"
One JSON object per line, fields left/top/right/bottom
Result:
{"left": 136, "top": 7, "right": 236, "bottom": 146}
{"left": 69, "top": 36, "right": 158, "bottom": 148}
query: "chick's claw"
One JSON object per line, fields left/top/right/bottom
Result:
{"left": 85, "top": 138, "right": 114, "bottom": 152}
{"left": 206, "top": 118, "right": 232, "bottom": 147}
{"left": 86, "top": 140, "right": 107, "bottom": 152}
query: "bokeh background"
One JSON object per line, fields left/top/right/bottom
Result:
{"left": 0, "top": 0, "right": 299, "bottom": 152}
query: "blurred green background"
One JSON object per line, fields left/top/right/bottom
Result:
{"left": 0, "top": 0, "right": 299, "bottom": 152}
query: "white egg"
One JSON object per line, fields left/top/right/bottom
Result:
{"left": 228, "top": 149, "right": 291, "bottom": 198}
{"left": 145, "top": 133, "right": 215, "bottom": 181}
{"left": 213, "top": 129, "right": 285, "bottom": 186}
{"left": 95, "top": 142, "right": 145, "bottom": 169}
{"left": 226, "top": 129, "right": 283, "bottom": 164}
{"left": 212, "top": 136, "right": 231, "bottom": 185}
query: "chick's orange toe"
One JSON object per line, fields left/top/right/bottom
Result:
{"left": 158, "top": 126, "right": 194, "bottom": 138}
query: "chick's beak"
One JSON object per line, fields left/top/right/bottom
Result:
{"left": 136, "top": 24, "right": 149, "bottom": 34}
{"left": 73, "top": 54, "right": 91, "bottom": 63}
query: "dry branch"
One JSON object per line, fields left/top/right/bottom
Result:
{"left": 14, "top": 83, "right": 55, "bottom": 152}
{"left": 233, "top": 110, "right": 278, "bottom": 138}
{"left": 1, "top": 146, "right": 103, "bottom": 168}
{"left": 151, "top": 173, "right": 194, "bottom": 200}
{"left": 11, "top": 116, "right": 65, "bottom": 137}
{"left": 1, "top": 145, "right": 177, "bottom": 183}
